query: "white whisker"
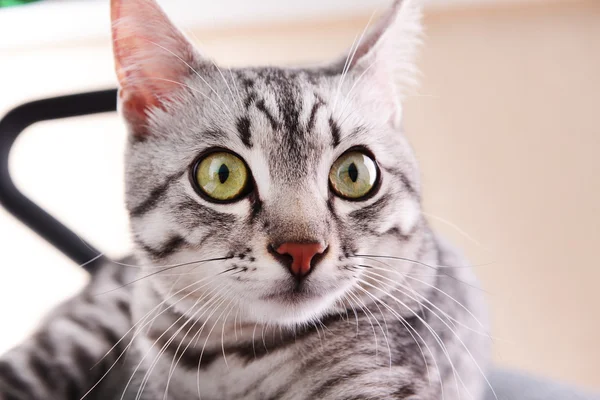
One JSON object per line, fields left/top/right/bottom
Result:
{"left": 127, "top": 284, "right": 227, "bottom": 400}
{"left": 143, "top": 39, "right": 233, "bottom": 117}
{"left": 353, "top": 285, "right": 444, "bottom": 399}
{"left": 333, "top": 9, "right": 378, "bottom": 114}
{"left": 160, "top": 286, "right": 230, "bottom": 399}
{"left": 195, "top": 294, "right": 232, "bottom": 399}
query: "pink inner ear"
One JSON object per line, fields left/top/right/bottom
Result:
{"left": 111, "top": 0, "right": 197, "bottom": 127}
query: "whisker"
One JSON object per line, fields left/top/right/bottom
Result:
{"left": 146, "top": 273, "right": 187, "bottom": 335}
{"left": 163, "top": 289, "right": 230, "bottom": 397}
{"left": 138, "top": 285, "right": 229, "bottom": 400}
{"left": 342, "top": 294, "right": 361, "bottom": 336}
{"left": 356, "top": 287, "right": 394, "bottom": 370}
{"left": 195, "top": 294, "right": 232, "bottom": 399}
{"left": 333, "top": 9, "right": 378, "bottom": 114}
{"left": 337, "top": 58, "right": 378, "bottom": 122}
{"left": 359, "top": 267, "right": 493, "bottom": 339}
{"left": 140, "top": 76, "right": 230, "bottom": 117}
{"left": 162, "top": 287, "right": 229, "bottom": 399}
{"left": 312, "top": 321, "right": 324, "bottom": 352}
{"left": 422, "top": 211, "right": 489, "bottom": 251}
{"left": 142, "top": 39, "right": 234, "bottom": 117}
{"left": 251, "top": 323, "right": 258, "bottom": 360}
{"left": 357, "top": 269, "right": 498, "bottom": 399}
{"left": 354, "top": 254, "right": 486, "bottom": 270}
{"left": 346, "top": 291, "right": 379, "bottom": 357}
{"left": 333, "top": 32, "right": 359, "bottom": 114}
{"left": 233, "top": 306, "right": 240, "bottom": 342}
{"left": 261, "top": 323, "right": 269, "bottom": 355}
{"left": 347, "top": 291, "right": 391, "bottom": 366}
{"left": 356, "top": 277, "right": 485, "bottom": 399}
{"left": 124, "top": 284, "right": 227, "bottom": 400}
{"left": 357, "top": 255, "right": 491, "bottom": 335}
{"left": 93, "top": 256, "right": 232, "bottom": 296}
{"left": 352, "top": 285, "right": 441, "bottom": 397}
{"left": 353, "top": 254, "right": 487, "bottom": 292}
{"left": 210, "top": 61, "right": 238, "bottom": 112}
{"left": 81, "top": 275, "right": 222, "bottom": 400}
{"left": 368, "top": 263, "right": 490, "bottom": 333}
{"left": 220, "top": 301, "right": 237, "bottom": 368}
{"left": 228, "top": 68, "right": 245, "bottom": 111}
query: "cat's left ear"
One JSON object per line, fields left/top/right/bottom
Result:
{"left": 333, "top": 0, "right": 422, "bottom": 127}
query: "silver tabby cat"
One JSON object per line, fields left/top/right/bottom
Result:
{"left": 0, "top": 0, "right": 492, "bottom": 399}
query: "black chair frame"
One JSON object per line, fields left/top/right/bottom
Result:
{"left": 0, "top": 89, "right": 118, "bottom": 274}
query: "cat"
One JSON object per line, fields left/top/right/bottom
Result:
{"left": 0, "top": 0, "right": 492, "bottom": 399}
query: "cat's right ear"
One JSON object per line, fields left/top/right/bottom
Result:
{"left": 111, "top": 0, "right": 200, "bottom": 136}
{"left": 328, "top": 0, "right": 422, "bottom": 128}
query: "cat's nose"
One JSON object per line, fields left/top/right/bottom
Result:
{"left": 273, "top": 242, "right": 327, "bottom": 279}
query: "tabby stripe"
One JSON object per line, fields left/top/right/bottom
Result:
{"left": 35, "top": 332, "right": 56, "bottom": 359}
{"left": 71, "top": 344, "right": 100, "bottom": 374}
{"left": 0, "top": 383, "right": 29, "bottom": 400}
{"left": 235, "top": 362, "right": 287, "bottom": 399}
{"left": 309, "top": 369, "right": 366, "bottom": 398}
{"left": 69, "top": 315, "right": 121, "bottom": 353}
{"left": 169, "top": 334, "right": 296, "bottom": 370}
{"left": 265, "top": 383, "right": 292, "bottom": 400}
{"left": 0, "top": 361, "right": 33, "bottom": 397}
{"left": 236, "top": 117, "right": 252, "bottom": 148}
{"left": 165, "top": 317, "right": 345, "bottom": 370}
{"left": 255, "top": 99, "right": 279, "bottom": 130}
{"left": 329, "top": 117, "right": 341, "bottom": 147}
{"left": 307, "top": 97, "right": 324, "bottom": 133}
{"left": 175, "top": 198, "right": 236, "bottom": 229}
{"left": 244, "top": 92, "right": 257, "bottom": 109}
{"left": 115, "top": 298, "right": 131, "bottom": 316}
{"left": 130, "top": 171, "right": 185, "bottom": 217}
{"left": 241, "top": 77, "right": 255, "bottom": 89}
{"left": 385, "top": 226, "right": 412, "bottom": 242}
{"left": 27, "top": 353, "right": 56, "bottom": 392}
{"left": 349, "top": 194, "right": 392, "bottom": 223}
{"left": 302, "top": 348, "right": 374, "bottom": 376}
{"left": 381, "top": 166, "right": 418, "bottom": 196}
{"left": 249, "top": 194, "right": 263, "bottom": 224}
{"left": 138, "top": 235, "right": 187, "bottom": 259}
{"left": 392, "top": 384, "right": 416, "bottom": 397}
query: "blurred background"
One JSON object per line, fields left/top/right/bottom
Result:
{"left": 0, "top": 0, "right": 598, "bottom": 392}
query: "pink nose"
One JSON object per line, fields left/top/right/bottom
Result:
{"left": 276, "top": 242, "right": 326, "bottom": 277}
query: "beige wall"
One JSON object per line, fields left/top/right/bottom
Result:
{"left": 0, "top": 0, "right": 598, "bottom": 391}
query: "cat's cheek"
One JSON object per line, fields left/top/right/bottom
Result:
{"left": 131, "top": 212, "right": 174, "bottom": 251}
{"left": 384, "top": 197, "right": 421, "bottom": 236}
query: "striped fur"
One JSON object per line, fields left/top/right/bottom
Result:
{"left": 0, "top": 0, "right": 491, "bottom": 399}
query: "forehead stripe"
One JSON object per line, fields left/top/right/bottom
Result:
{"left": 307, "top": 97, "right": 324, "bottom": 133}
{"left": 328, "top": 117, "right": 341, "bottom": 147}
{"left": 236, "top": 117, "right": 253, "bottom": 148}
{"left": 255, "top": 99, "right": 279, "bottom": 131}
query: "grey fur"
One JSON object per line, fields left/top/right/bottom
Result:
{"left": 0, "top": 0, "right": 491, "bottom": 399}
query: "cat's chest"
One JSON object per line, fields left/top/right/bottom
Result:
{"left": 136, "top": 340, "right": 298, "bottom": 400}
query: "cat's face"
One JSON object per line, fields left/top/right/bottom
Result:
{"left": 112, "top": 0, "right": 423, "bottom": 326}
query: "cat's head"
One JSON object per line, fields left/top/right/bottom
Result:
{"left": 111, "top": 0, "right": 425, "bottom": 326}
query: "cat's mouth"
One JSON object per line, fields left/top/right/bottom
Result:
{"left": 261, "top": 283, "right": 322, "bottom": 304}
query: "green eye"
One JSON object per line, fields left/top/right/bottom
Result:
{"left": 329, "top": 151, "right": 378, "bottom": 199}
{"left": 194, "top": 152, "right": 250, "bottom": 201}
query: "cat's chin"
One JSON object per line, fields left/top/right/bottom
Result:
{"left": 245, "top": 286, "right": 349, "bottom": 327}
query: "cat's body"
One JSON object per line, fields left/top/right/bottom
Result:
{"left": 0, "top": 0, "right": 491, "bottom": 399}
{"left": 0, "top": 236, "right": 489, "bottom": 400}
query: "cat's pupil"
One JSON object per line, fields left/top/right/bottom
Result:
{"left": 218, "top": 164, "right": 229, "bottom": 184}
{"left": 348, "top": 163, "right": 359, "bottom": 182}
